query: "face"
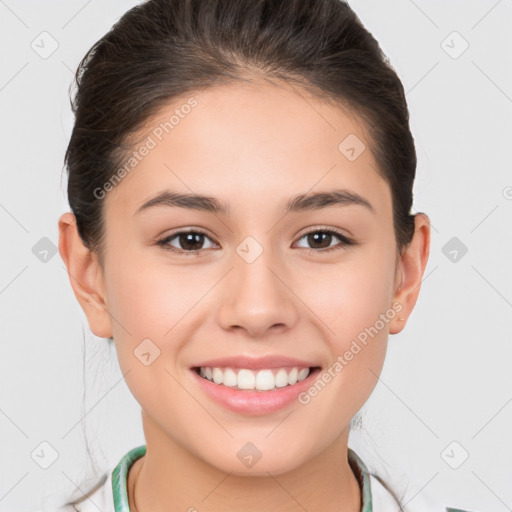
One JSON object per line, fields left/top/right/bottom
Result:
{"left": 90, "top": 79, "right": 407, "bottom": 475}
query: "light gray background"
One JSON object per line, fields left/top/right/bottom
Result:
{"left": 1, "top": 1, "right": 511, "bottom": 511}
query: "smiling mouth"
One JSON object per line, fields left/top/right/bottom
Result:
{"left": 192, "top": 365, "right": 322, "bottom": 392}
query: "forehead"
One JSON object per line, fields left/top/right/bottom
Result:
{"left": 104, "top": 79, "right": 391, "bottom": 217}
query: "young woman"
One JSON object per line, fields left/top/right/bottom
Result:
{"left": 42, "top": 0, "right": 476, "bottom": 510}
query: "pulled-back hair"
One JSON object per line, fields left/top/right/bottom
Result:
{"left": 65, "top": 0, "right": 416, "bottom": 261}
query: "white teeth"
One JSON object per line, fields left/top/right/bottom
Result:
{"left": 197, "top": 366, "right": 313, "bottom": 391}
{"left": 275, "top": 368, "right": 289, "bottom": 388}
{"left": 287, "top": 367, "right": 298, "bottom": 385}
{"left": 223, "top": 368, "right": 238, "bottom": 387}
{"left": 212, "top": 367, "right": 223, "bottom": 385}
{"left": 255, "top": 369, "right": 275, "bottom": 391}
{"left": 237, "top": 369, "right": 255, "bottom": 389}
{"left": 297, "top": 368, "right": 310, "bottom": 382}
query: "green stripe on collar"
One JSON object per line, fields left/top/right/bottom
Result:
{"left": 348, "top": 447, "right": 373, "bottom": 511}
{"left": 112, "top": 445, "right": 146, "bottom": 512}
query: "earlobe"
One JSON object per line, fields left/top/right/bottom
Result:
{"left": 58, "top": 212, "right": 113, "bottom": 339}
{"left": 389, "top": 213, "right": 431, "bottom": 335}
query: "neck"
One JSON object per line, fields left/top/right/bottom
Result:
{"left": 127, "top": 414, "right": 361, "bottom": 512}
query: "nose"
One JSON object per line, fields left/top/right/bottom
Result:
{"left": 217, "top": 244, "right": 299, "bottom": 338}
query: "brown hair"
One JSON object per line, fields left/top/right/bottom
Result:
{"left": 63, "top": 0, "right": 416, "bottom": 506}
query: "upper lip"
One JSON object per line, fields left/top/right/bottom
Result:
{"left": 192, "top": 355, "right": 321, "bottom": 370}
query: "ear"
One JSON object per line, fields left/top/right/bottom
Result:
{"left": 58, "top": 212, "right": 113, "bottom": 339}
{"left": 389, "top": 213, "right": 431, "bottom": 335}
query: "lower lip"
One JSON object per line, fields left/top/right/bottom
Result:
{"left": 190, "top": 367, "right": 322, "bottom": 415}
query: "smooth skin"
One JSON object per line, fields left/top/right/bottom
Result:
{"left": 59, "top": 78, "right": 430, "bottom": 512}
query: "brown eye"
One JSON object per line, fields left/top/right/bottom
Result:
{"left": 295, "top": 229, "right": 354, "bottom": 253}
{"left": 157, "top": 230, "right": 217, "bottom": 255}
{"left": 306, "top": 231, "right": 333, "bottom": 249}
{"left": 176, "top": 232, "right": 206, "bottom": 251}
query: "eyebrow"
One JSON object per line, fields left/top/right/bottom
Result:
{"left": 134, "top": 188, "right": 375, "bottom": 216}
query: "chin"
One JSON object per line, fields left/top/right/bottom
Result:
{"left": 201, "top": 447, "right": 309, "bottom": 477}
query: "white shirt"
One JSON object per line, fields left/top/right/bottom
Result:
{"left": 33, "top": 446, "right": 474, "bottom": 512}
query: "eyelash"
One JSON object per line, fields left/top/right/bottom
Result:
{"left": 156, "top": 227, "right": 355, "bottom": 257}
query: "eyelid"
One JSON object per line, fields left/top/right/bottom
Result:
{"left": 295, "top": 224, "right": 353, "bottom": 241}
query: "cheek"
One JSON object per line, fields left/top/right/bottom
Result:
{"left": 294, "top": 243, "right": 395, "bottom": 409}
{"left": 104, "top": 249, "right": 220, "bottom": 389}
{"left": 105, "top": 250, "right": 210, "bottom": 337}
{"left": 294, "top": 253, "right": 394, "bottom": 433}
{"left": 301, "top": 245, "right": 397, "bottom": 343}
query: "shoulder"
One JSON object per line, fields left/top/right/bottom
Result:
{"left": 370, "top": 473, "right": 479, "bottom": 512}
{"left": 31, "top": 469, "right": 115, "bottom": 512}
{"left": 70, "top": 470, "right": 114, "bottom": 512}
{"left": 34, "top": 445, "right": 146, "bottom": 512}
{"left": 30, "top": 507, "right": 76, "bottom": 512}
